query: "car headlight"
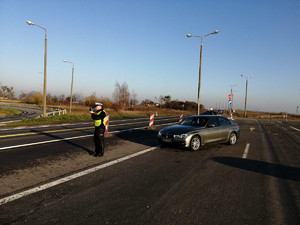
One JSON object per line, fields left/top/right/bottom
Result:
{"left": 174, "top": 134, "right": 188, "bottom": 139}
{"left": 158, "top": 131, "right": 162, "bottom": 136}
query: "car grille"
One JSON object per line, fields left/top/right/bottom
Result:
{"left": 161, "top": 134, "right": 174, "bottom": 138}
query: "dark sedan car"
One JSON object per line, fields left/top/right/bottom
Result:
{"left": 157, "top": 115, "right": 240, "bottom": 151}
{"left": 201, "top": 110, "right": 217, "bottom": 115}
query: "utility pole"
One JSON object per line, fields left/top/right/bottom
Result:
{"left": 241, "top": 74, "right": 253, "bottom": 117}
{"left": 63, "top": 60, "right": 75, "bottom": 113}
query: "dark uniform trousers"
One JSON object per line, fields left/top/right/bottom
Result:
{"left": 94, "top": 126, "right": 105, "bottom": 155}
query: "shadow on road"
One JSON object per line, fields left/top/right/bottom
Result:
{"left": 115, "top": 128, "right": 159, "bottom": 147}
{"left": 213, "top": 156, "right": 300, "bottom": 182}
{"left": 30, "top": 129, "right": 94, "bottom": 155}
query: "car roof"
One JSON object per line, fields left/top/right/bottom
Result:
{"left": 201, "top": 110, "right": 217, "bottom": 114}
{"left": 188, "top": 115, "right": 224, "bottom": 118}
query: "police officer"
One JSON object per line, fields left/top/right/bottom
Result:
{"left": 90, "top": 103, "right": 106, "bottom": 157}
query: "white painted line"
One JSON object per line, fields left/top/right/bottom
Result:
{"left": 0, "top": 135, "right": 93, "bottom": 151}
{"left": 290, "top": 126, "right": 300, "bottom": 132}
{"left": 0, "top": 116, "right": 178, "bottom": 131}
{"left": 242, "top": 143, "right": 250, "bottom": 159}
{"left": 0, "top": 146, "right": 159, "bottom": 206}
{"left": 0, "top": 120, "right": 21, "bottom": 125}
{"left": 0, "top": 122, "right": 175, "bottom": 151}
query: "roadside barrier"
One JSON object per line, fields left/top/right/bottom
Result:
{"left": 149, "top": 114, "right": 154, "bottom": 127}
{"left": 43, "top": 109, "right": 67, "bottom": 117}
{"left": 179, "top": 114, "right": 183, "bottom": 122}
{"left": 230, "top": 113, "right": 233, "bottom": 120}
{"left": 105, "top": 115, "right": 109, "bottom": 134}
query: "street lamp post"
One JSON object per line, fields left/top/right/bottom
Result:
{"left": 241, "top": 74, "right": 253, "bottom": 117}
{"left": 187, "top": 30, "right": 219, "bottom": 115}
{"left": 26, "top": 20, "right": 47, "bottom": 117}
{"left": 63, "top": 60, "right": 75, "bottom": 113}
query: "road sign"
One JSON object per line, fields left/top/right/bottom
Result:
{"left": 228, "top": 94, "right": 232, "bottom": 100}
{"left": 228, "top": 100, "right": 232, "bottom": 105}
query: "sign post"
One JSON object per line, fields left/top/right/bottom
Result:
{"left": 228, "top": 94, "right": 233, "bottom": 120}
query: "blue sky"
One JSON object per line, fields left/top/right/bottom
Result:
{"left": 0, "top": 0, "right": 299, "bottom": 114}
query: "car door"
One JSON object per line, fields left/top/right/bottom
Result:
{"left": 203, "top": 117, "right": 221, "bottom": 144}
{"left": 218, "top": 117, "right": 232, "bottom": 141}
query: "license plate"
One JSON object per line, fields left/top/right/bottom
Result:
{"left": 163, "top": 138, "right": 172, "bottom": 143}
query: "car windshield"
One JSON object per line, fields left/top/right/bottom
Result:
{"left": 179, "top": 117, "right": 208, "bottom": 127}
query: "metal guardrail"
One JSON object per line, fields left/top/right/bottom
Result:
{"left": 42, "top": 107, "right": 67, "bottom": 117}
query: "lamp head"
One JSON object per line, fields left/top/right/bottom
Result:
{"left": 212, "top": 30, "right": 219, "bottom": 34}
{"left": 26, "top": 20, "right": 34, "bottom": 25}
{"left": 186, "top": 34, "right": 192, "bottom": 37}
{"left": 241, "top": 74, "right": 253, "bottom": 79}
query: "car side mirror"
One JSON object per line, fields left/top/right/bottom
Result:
{"left": 208, "top": 124, "right": 215, "bottom": 128}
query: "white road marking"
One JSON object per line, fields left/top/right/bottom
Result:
{"left": 0, "top": 146, "right": 159, "bottom": 206}
{"left": 290, "top": 126, "right": 300, "bottom": 132}
{"left": 0, "top": 122, "right": 174, "bottom": 151}
{"left": 0, "top": 120, "right": 21, "bottom": 125}
{"left": 242, "top": 143, "right": 250, "bottom": 159}
{"left": 0, "top": 134, "right": 93, "bottom": 151}
{"left": 0, "top": 116, "right": 178, "bottom": 131}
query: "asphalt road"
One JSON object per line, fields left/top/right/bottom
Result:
{"left": 0, "top": 105, "right": 43, "bottom": 125}
{"left": 0, "top": 116, "right": 299, "bottom": 225}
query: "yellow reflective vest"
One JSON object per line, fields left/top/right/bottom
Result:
{"left": 94, "top": 110, "right": 107, "bottom": 127}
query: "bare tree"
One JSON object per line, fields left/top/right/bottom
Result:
{"left": 73, "top": 93, "right": 84, "bottom": 103}
{"left": 113, "top": 81, "right": 130, "bottom": 106}
{"left": 159, "top": 95, "right": 171, "bottom": 105}
{"left": 113, "top": 82, "right": 121, "bottom": 103}
{"left": 58, "top": 94, "right": 66, "bottom": 103}
{"left": 130, "top": 89, "right": 138, "bottom": 106}
{"left": 0, "top": 85, "right": 15, "bottom": 99}
{"left": 163, "top": 95, "right": 171, "bottom": 102}
{"left": 159, "top": 95, "right": 164, "bottom": 105}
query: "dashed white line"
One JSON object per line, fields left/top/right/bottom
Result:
{"left": 0, "top": 145, "right": 159, "bottom": 206}
{"left": 242, "top": 143, "right": 250, "bottom": 159}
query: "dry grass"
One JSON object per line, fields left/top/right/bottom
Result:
{"left": 233, "top": 110, "right": 300, "bottom": 121}
{"left": 65, "top": 103, "right": 193, "bottom": 118}
{"left": 1, "top": 100, "right": 299, "bottom": 123}
{"left": 0, "top": 107, "right": 22, "bottom": 116}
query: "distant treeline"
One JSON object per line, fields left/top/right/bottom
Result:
{"left": 1, "top": 82, "right": 201, "bottom": 112}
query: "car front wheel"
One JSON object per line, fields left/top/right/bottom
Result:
{"left": 228, "top": 132, "right": 237, "bottom": 145}
{"left": 190, "top": 136, "right": 201, "bottom": 151}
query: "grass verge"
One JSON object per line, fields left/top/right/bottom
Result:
{"left": 3, "top": 108, "right": 188, "bottom": 127}
{"left": 4, "top": 114, "right": 91, "bottom": 127}
{"left": 0, "top": 107, "right": 22, "bottom": 116}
